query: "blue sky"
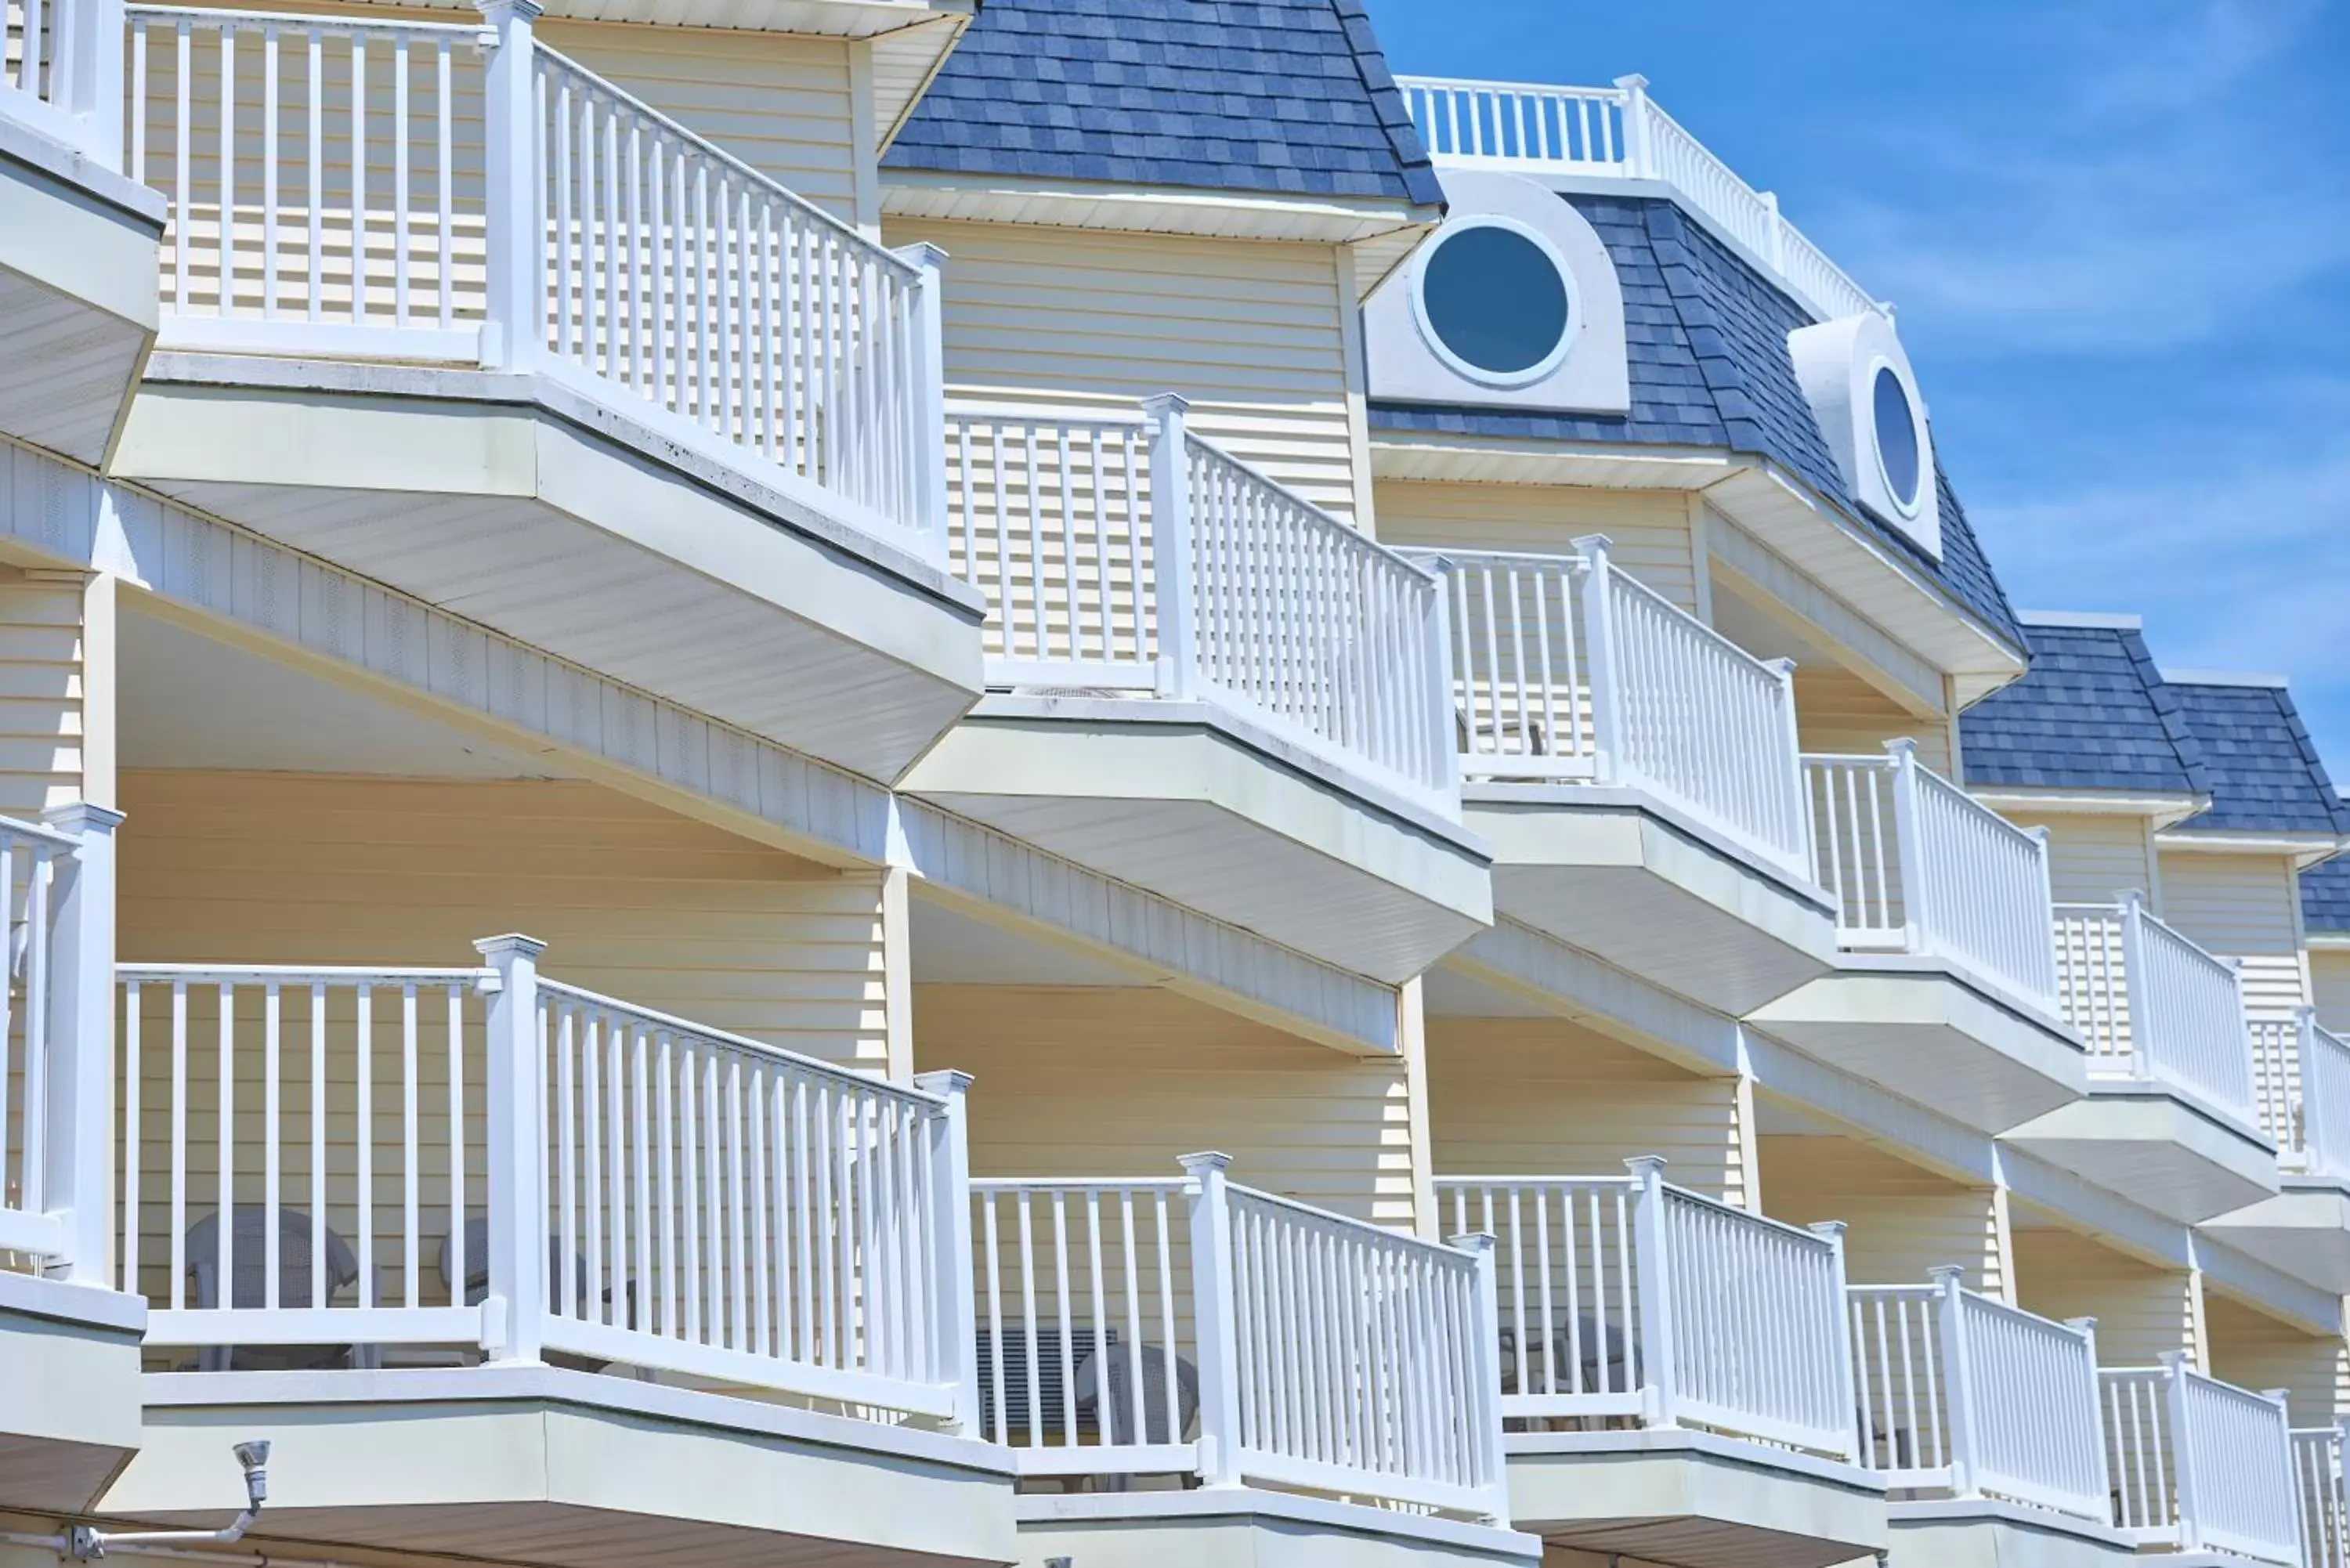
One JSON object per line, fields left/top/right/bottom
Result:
{"left": 1370, "top": 0, "right": 2350, "bottom": 779}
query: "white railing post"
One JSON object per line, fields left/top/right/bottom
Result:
{"left": 475, "top": 0, "right": 543, "bottom": 372}
{"left": 1423, "top": 559, "right": 1463, "bottom": 797}
{"left": 2067, "top": 1317, "right": 2113, "bottom": 1508}
{"left": 1450, "top": 1230, "right": 1511, "bottom": 1523}
{"left": 1766, "top": 657, "right": 1809, "bottom": 861}
{"left": 2163, "top": 1351, "right": 2204, "bottom": 1552}
{"left": 69, "top": 0, "right": 126, "bottom": 169}
{"left": 1810, "top": 1219, "right": 1861, "bottom": 1463}
{"left": 2265, "top": 1388, "right": 2313, "bottom": 1568}
{"left": 1576, "top": 535, "right": 1622, "bottom": 786}
{"left": 2027, "top": 825, "right": 2059, "bottom": 995}
{"left": 1760, "top": 190, "right": 1787, "bottom": 271}
{"left": 2295, "top": 1006, "right": 2325, "bottom": 1170}
{"left": 475, "top": 933, "right": 547, "bottom": 1362}
{"left": 1883, "top": 739, "right": 1928, "bottom": 955}
{"left": 40, "top": 803, "right": 120, "bottom": 1286}
{"left": 2118, "top": 891, "right": 2155, "bottom": 1079}
{"left": 893, "top": 243, "right": 950, "bottom": 564}
{"left": 913, "top": 1069, "right": 978, "bottom": 1436}
{"left": 1929, "top": 1266, "right": 1980, "bottom": 1498}
{"left": 1180, "top": 1151, "right": 1243, "bottom": 1487}
{"left": 1612, "top": 74, "right": 1653, "bottom": 177}
{"left": 1624, "top": 1154, "right": 1676, "bottom": 1427}
{"left": 1143, "top": 395, "right": 1198, "bottom": 701}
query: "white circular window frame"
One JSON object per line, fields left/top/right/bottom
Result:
{"left": 1408, "top": 215, "right": 1582, "bottom": 391}
{"left": 1866, "top": 354, "right": 1929, "bottom": 520}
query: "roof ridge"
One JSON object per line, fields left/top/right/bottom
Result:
{"left": 2124, "top": 625, "right": 2214, "bottom": 797}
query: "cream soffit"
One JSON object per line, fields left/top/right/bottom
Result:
{"left": 1970, "top": 786, "right": 2212, "bottom": 830}
{"left": 2197, "top": 1234, "right": 2344, "bottom": 1338}
{"left": 0, "top": 437, "right": 1394, "bottom": 1056}
{"left": 1440, "top": 917, "right": 1743, "bottom": 1078}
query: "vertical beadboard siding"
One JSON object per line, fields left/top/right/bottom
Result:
{"left": 1795, "top": 667, "right": 1952, "bottom": 776}
{"left": 2157, "top": 851, "right": 2309, "bottom": 1021}
{"left": 1757, "top": 1134, "right": 2001, "bottom": 1294}
{"left": 2001, "top": 811, "right": 2157, "bottom": 906}
{"left": 118, "top": 771, "right": 892, "bottom": 1064}
{"left": 2012, "top": 1227, "right": 2196, "bottom": 1367}
{"left": 880, "top": 218, "right": 1362, "bottom": 520}
{"left": 0, "top": 577, "right": 87, "bottom": 817}
{"left": 913, "top": 985, "right": 1419, "bottom": 1231}
{"left": 1372, "top": 482, "right": 1701, "bottom": 613}
{"left": 534, "top": 23, "right": 861, "bottom": 226}
{"left": 1425, "top": 1019, "right": 1742, "bottom": 1203}
{"left": 2206, "top": 1292, "right": 2348, "bottom": 1425}
{"left": 2313, "top": 951, "right": 2350, "bottom": 1035}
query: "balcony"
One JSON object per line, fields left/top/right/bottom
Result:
{"left": 2004, "top": 894, "right": 2278, "bottom": 1222}
{"left": 1437, "top": 1163, "right": 1888, "bottom": 1568}
{"left": 99, "top": 2, "right": 985, "bottom": 782}
{"left": 901, "top": 399, "right": 1490, "bottom": 983}
{"left": 1401, "top": 539, "right": 1838, "bottom": 1014}
{"left": 1745, "top": 744, "right": 2086, "bottom": 1131}
{"left": 2208, "top": 1009, "right": 2350, "bottom": 1288}
{"left": 2102, "top": 1357, "right": 2303, "bottom": 1566}
{"left": 0, "top": 0, "right": 166, "bottom": 464}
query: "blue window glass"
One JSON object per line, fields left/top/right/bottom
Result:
{"left": 1873, "top": 366, "right": 1921, "bottom": 507}
{"left": 1421, "top": 225, "right": 1569, "bottom": 378}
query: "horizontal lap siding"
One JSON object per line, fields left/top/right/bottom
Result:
{"left": 880, "top": 219, "right": 1362, "bottom": 522}
{"left": 0, "top": 578, "right": 86, "bottom": 818}
{"left": 2205, "top": 1292, "right": 2347, "bottom": 1425}
{"left": 2000, "top": 811, "right": 2156, "bottom": 906}
{"left": 1757, "top": 1133, "right": 2001, "bottom": 1295}
{"left": 2314, "top": 951, "right": 2350, "bottom": 1035}
{"left": 2012, "top": 1226, "right": 2196, "bottom": 1367}
{"left": 1795, "top": 665, "right": 1951, "bottom": 776}
{"left": 1424, "top": 1019, "right": 1741, "bottom": 1203}
{"left": 2157, "top": 851, "right": 2309, "bottom": 1021}
{"left": 913, "top": 985, "right": 1416, "bottom": 1231}
{"left": 1373, "top": 482, "right": 1700, "bottom": 613}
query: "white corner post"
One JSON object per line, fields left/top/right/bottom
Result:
{"left": 475, "top": 0, "right": 544, "bottom": 372}
{"left": 70, "top": 0, "right": 127, "bottom": 171}
{"left": 892, "top": 242, "right": 950, "bottom": 562}
{"left": 1420, "top": 559, "right": 1462, "bottom": 797}
{"left": 475, "top": 933, "right": 548, "bottom": 1362}
{"left": 1882, "top": 739, "right": 1927, "bottom": 956}
{"left": 1180, "top": 1150, "right": 1242, "bottom": 1488}
{"left": 1810, "top": 1219, "right": 1860, "bottom": 1463}
{"left": 1759, "top": 189, "right": 1786, "bottom": 272}
{"left": 1574, "top": 535, "right": 1622, "bottom": 787}
{"left": 1624, "top": 1154, "right": 1676, "bottom": 1428}
{"left": 913, "top": 1069, "right": 978, "bottom": 1436}
{"left": 1765, "top": 656, "right": 1808, "bottom": 862}
{"left": 1612, "top": 74, "right": 1653, "bottom": 179}
{"left": 1448, "top": 1230, "right": 1510, "bottom": 1524}
{"left": 2295, "top": 1006, "right": 2325, "bottom": 1172}
{"left": 2160, "top": 1350, "right": 2203, "bottom": 1552}
{"left": 2066, "top": 1316, "right": 2112, "bottom": 1503}
{"left": 2117, "top": 890, "right": 2155, "bottom": 1080}
{"left": 2026, "top": 824, "right": 2059, "bottom": 1001}
{"left": 1929, "top": 1266, "right": 1979, "bottom": 1498}
{"left": 41, "top": 803, "right": 121, "bottom": 1286}
{"left": 1143, "top": 394, "right": 1198, "bottom": 701}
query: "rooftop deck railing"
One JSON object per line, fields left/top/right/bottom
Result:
{"left": 1394, "top": 539, "right": 1812, "bottom": 882}
{"left": 1804, "top": 743, "right": 2062, "bottom": 1011}
{"left": 117, "top": 2, "right": 945, "bottom": 556}
{"left": 944, "top": 399, "right": 1459, "bottom": 812}
{"left": 1437, "top": 1159, "right": 1858, "bottom": 1461}
{"left": 1846, "top": 1270, "right": 2109, "bottom": 1521}
{"left": 2251, "top": 1008, "right": 2350, "bottom": 1179}
{"left": 971, "top": 1158, "right": 1507, "bottom": 1521}
{"left": 2052, "top": 894, "right": 2261, "bottom": 1127}
{"left": 2103, "top": 1356, "right": 2304, "bottom": 1566}
{"left": 119, "top": 936, "right": 976, "bottom": 1422}
{"left": 1394, "top": 74, "right": 1880, "bottom": 324}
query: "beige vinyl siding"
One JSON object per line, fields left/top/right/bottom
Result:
{"left": 1999, "top": 811, "right": 2157, "bottom": 906}
{"left": 880, "top": 219, "right": 1364, "bottom": 521}
{"left": 2157, "top": 851, "right": 2310, "bottom": 1021}
{"left": 1425, "top": 1019, "right": 1743, "bottom": 1205}
{"left": 537, "top": 22, "right": 861, "bottom": 226}
{"left": 1795, "top": 665, "right": 1952, "bottom": 776}
{"left": 915, "top": 985, "right": 1418, "bottom": 1231}
{"left": 0, "top": 575, "right": 92, "bottom": 818}
{"left": 2314, "top": 950, "right": 2350, "bottom": 1034}
{"left": 2207, "top": 1292, "right": 2348, "bottom": 1425}
{"left": 1373, "top": 483, "right": 1701, "bottom": 615}
{"left": 2012, "top": 1227, "right": 2197, "bottom": 1367}
{"left": 1758, "top": 1135, "right": 2003, "bottom": 1295}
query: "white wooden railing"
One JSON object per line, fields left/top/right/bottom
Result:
{"left": 2102, "top": 1356, "right": 2304, "bottom": 1565}
{"left": 1394, "top": 74, "right": 1880, "bottom": 324}
{"left": 122, "top": 2, "right": 945, "bottom": 555}
{"left": 2052, "top": 894, "right": 2260, "bottom": 1127}
{"left": 1803, "top": 742, "right": 2061, "bottom": 1010}
{"left": 1438, "top": 1158, "right": 1857, "bottom": 1460}
{"left": 944, "top": 399, "right": 1459, "bottom": 811}
{"left": 1395, "top": 539, "right": 1810, "bottom": 881}
{"left": 2298, "top": 1425, "right": 2348, "bottom": 1568}
{"left": 971, "top": 1157, "right": 1507, "bottom": 1521}
{"left": 121, "top": 936, "right": 976, "bottom": 1422}
{"left": 2251, "top": 1008, "right": 2350, "bottom": 1179}
{"left": 1846, "top": 1269, "right": 2109, "bottom": 1520}
{"left": 2, "top": 0, "right": 121, "bottom": 156}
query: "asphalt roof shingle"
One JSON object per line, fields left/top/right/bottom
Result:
{"left": 2305, "top": 854, "right": 2350, "bottom": 935}
{"left": 882, "top": 0, "right": 1444, "bottom": 208}
{"left": 1959, "top": 620, "right": 2210, "bottom": 797}
{"left": 2165, "top": 681, "right": 2350, "bottom": 838}
{"left": 1368, "top": 195, "right": 2022, "bottom": 646}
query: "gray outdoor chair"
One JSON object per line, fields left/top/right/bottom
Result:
{"left": 439, "top": 1214, "right": 606, "bottom": 1372}
{"left": 186, "top": 1206, "right": 381, "bottom": 1371}
{"left": 1072, "top": 1342, "right": 1199, "bottom": 1445}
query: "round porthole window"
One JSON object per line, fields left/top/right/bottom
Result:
{"left": 1410, "top": 218, "right": 1578, "bottom": 388}
{"left": 1871, "top": 363, "right": 1923, "bottom": 515}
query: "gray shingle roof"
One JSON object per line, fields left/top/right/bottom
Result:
{"left": 1368, "top": 195, "right": 2022, "bottom": 646}
{"left": 2165, "top": 679, "right": 2350, "bottom": 838}
{"left": 881, "top": 0, "right": 1444, "bottom": 208}
{"left": 2305, "top": 854, "right": 2350, "bottom": 935}
{"left": 1958, "top": 618, "right": 2210, "bottom": 797}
